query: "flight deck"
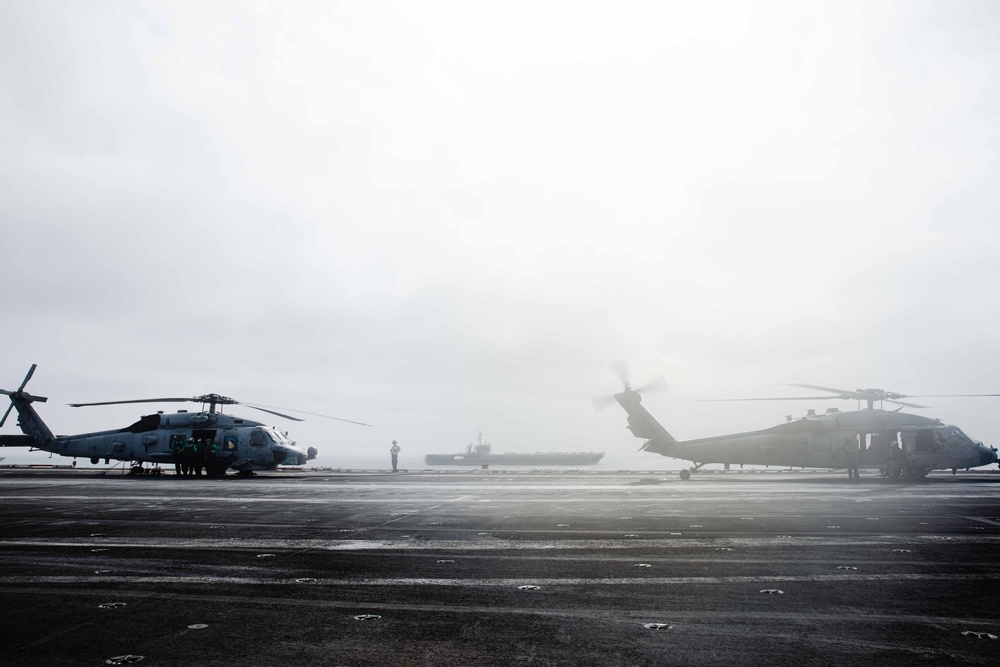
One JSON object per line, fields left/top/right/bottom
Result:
{"left": 1, "top": 468, "right": 998, "bottom": 666}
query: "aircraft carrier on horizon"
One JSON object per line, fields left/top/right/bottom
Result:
{"left": 424, "top": 431, "right": 605, "bottom": 466}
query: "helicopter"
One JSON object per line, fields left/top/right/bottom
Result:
{"left": 594, "top": 363, "right": 1000, "bottom": 480}
{"left": 0, "top": 365, "right": 370, "bottom": 476}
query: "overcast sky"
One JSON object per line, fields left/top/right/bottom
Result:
{"left": 2, "top": 1, "right": 999, "bottom": 466}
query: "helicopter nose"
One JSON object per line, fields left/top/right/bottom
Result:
{"left": 978, "top": 445, "right": 998, "bottom": 467}
{"left": 274, "top": 445, "right": 309, "bottom": 466}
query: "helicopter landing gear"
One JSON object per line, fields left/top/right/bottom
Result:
{"left": 681, "top": 463, "right": 712, "bottom": 479}
{"left": 679, "top": 463, "right": 705, "bottom": 480}
{"left": 127, "top": 464, "right": 163, "bottom": 477}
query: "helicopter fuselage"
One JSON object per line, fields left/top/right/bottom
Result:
{"left": 3, "top": 397, "right": 315, "bottom": 474}
{"left": 61, "top": 411, "right": 314, "bottom": 471}
{"left": 616, "top": 388, "right": 999, "bottom": 478}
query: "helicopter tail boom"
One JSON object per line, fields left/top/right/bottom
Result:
{"left": 613, "top": 388, "right": 678, "bottom": 453}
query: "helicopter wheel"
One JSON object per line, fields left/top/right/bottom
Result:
{"left": 679, "top": 469, "right": 691, "bottom": 480}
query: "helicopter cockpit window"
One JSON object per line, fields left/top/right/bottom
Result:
{"left": 943, "top": 427, "right": 974, "bottom": 447}
{"left": 250, "top": 429, "right": 267, "bottom": 447}
{"left": 266, "top": 428, "right": 289, "bottom": 444}
{"left": 119, "top": 413, "right": 162, "bottom": 433}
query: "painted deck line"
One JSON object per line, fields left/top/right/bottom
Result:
{"left": 8, "top": 585, "right": 999, "bottom": 626}
{"left": 3, "top": 534, "right": 999, "bottom": 550}
{"left": 3, "top": 572, "right": 1000, "bottom": 586}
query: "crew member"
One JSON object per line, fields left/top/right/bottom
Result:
{"left": 844, "top": 438, "right": 860, "bottom": 481}
{"left": 194, "top": 439, "right": 206, "bottom": 476}
{"left": 390, "top": 440, "right": 400, "bottom": 472}
{"left": 887, "top": 440, "right": 904, "bottom": 478}
{"left": 170, "top": 436, "right": 184, "bottom": 476}
{"left": 181, "top": 438, "right": 196, "bottom": 477}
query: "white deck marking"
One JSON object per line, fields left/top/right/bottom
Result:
{"left": 2, "top": 572, "right": 998, "bottom": 586}
{"left": 2, "top": 534, "right": 999, "bottom": 551}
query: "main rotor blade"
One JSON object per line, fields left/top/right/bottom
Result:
{"left": 610, "top": 360, "right": 630, "bottom": 388}
{"left": 69, "top": 397, "right": 196, "bottom": 408}
{"left": 245, "top": 403, "right": 373, "bottom": 426}
{"left": 787, "top": 383, "right": 858, "bottom": 397}
{"left": 885, "top": 398, "right": 928, "bottom": 409}
{"left": 0, "top": 401, "right": 13, "bottom": 428}
{"left": 18, "top": 364, "right": 37, "bottom": 392}
{"left": 905, "top": 393, "right": 1000, "bottom": 398}
{"left": 242, "top": 404, "right": 305, "bottom": 422}
{"left": 697, "top": 396, "right": 840, "bottom": 402}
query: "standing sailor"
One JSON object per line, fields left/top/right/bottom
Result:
{"left": 390, "top": 440, "right": 400, "bottom": 472}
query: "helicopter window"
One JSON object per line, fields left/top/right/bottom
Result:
{"left": 119, "top": 413, "right": 162, "bottom": 434}
{"left": 946, "top": 428, "right": 968, "bottom": 441}
{"left": 915, "top": 429, "right": 939, "bottom": 452}
{"left": 250, "top": 430, "right": 267, "bottom": 447}
{"left": 943, "top": 428, "right": 972, "bottom": 446}
{"left": 267, "top": 428, "right": 290, "bottom": 444}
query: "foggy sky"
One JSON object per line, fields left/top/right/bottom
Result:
{"left": 2, "top": 1, "right": 999, "bottom": 465}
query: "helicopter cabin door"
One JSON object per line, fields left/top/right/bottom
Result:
{"left": 914, "top": 429, "right": 941, "bottom": 453}
{"left": 807, "top": 432, "right": 833, "bottom": 467}
{"left": 192, "top": 429, "right": 218, "bottom": 451}
{"left": 907, "top": 428, "right": 942, "bottom": 470}
{"left": 249, "top": 428, "right": 269, "bottom": 466}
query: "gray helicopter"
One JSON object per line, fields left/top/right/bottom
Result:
{"left": 595, "top": 363, "right": 999, "bottom": 480}
{"left": 0, "top": 365, "right": 370, "bottom": 476}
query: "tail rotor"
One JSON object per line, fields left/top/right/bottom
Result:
{"left": 592, "top": 361, "right": 668, "bottom": 411}
{"left": 1, "top": 364, "right": 48, "bottom": 428}
{"left": 610, "top": 360, "right": 631, "bottom": 390}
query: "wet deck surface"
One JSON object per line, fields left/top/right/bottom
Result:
{"left": 1, "top": 468, "right": 998, "bottom": 666}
